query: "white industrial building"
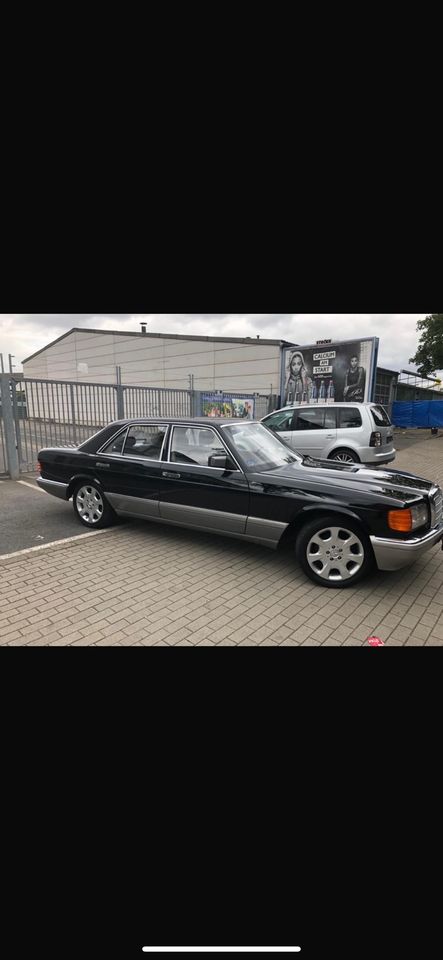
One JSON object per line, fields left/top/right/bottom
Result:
{"left": 22, "top": 327, "right": 294, "bottom": 395}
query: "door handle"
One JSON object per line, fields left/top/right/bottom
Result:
{"left": 325, "top": 434, "right": 334, "bottom": 438}
{"left": 95, "top": 462, "right": 110, "bottom": 468}
{"left": 162, "top": 471, "right": 180, "bottom": 479}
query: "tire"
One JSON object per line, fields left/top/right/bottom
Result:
{"left": 296, "top": 514, "right": 374, "bottom": 588}
{"left": 329, "top": 448, "right": 360, "bottom": 464}
{"left": 72, "top": 481, "right": 115, "bottom": 529}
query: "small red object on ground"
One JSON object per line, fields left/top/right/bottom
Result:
{"left": 367, "top": 637, "right": 384, "bottom": 646}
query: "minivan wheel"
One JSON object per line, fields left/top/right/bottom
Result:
{"left": 73, "top": 482, "right": 115, "bottom": 529}
{"left": 329, "top": 448, "right": 360, "bottom": 464}
{"left": 296, "top": 514, "right": 374, "bottom": 588}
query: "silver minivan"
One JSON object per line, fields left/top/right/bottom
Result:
{"left": 261, "top": 402, "right": 396, "bottom": 465}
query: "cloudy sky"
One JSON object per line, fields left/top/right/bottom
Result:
{"left": 0, "top": 313, "right": 439, "bottom": 378}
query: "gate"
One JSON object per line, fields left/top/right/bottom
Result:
{"left": 0, "top": 375, "right": 277, "bottom": 478}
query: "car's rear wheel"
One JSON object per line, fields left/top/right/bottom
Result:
{"left": 73, "top": 482, "right": 114, "bottom": 529}
{"left": 329, "top": 448, "right": 360, "bottom": 464}
{"left": 296, "top": 514, "right": 374, "bottom": 588}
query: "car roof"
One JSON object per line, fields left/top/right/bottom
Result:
{"left": 110, "top": 417, "right": 258, "bottom": 427}
{"left": 267, "top": 402, "right": 377, "bottom": 413}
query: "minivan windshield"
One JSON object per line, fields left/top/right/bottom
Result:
{"left": 370, "top": 405, "right": 392, "bottom": 427}
{"left": 223, "top": 422, "right": 301, "bottom": 471}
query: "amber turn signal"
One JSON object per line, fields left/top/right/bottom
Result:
{"left": 36, "top": 461, "right": 42, "bottom": 474}
{"left": 388, "top": 509, "right": 412, "bottom": 532}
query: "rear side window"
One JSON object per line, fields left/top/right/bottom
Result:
{"left": 338, "top": 408, "right": 362, "bottom": 429}
{"left": 295, "top": 409, "right": 329, "bottom": 431}
{"left": 99, "top": 429, "right": 127, "bottom": 454}
{"left": 124, "top": 425, "right": 168, "bottom": 460}
{"left": 370, "top": 405, "right": 392, "bottom": 427}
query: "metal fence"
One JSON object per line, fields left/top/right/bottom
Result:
{"left": 0, "top": 413, "right": 7, "bottom": 475}
{"left": 0, "top": 375, "right": 276, "bottom": 477}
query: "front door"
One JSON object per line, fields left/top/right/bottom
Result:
{"left": 159, "top": 425, "right": 249, "bottom": 533}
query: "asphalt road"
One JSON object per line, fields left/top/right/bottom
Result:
{"left": 0, "top": 478, "right": 106, "bottom": 555}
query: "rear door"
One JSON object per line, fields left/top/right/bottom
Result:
{"left": 159, "top": 425, "right": 249, "bottom": 533}
{"left": 93, "top": 423, "right": 169, "bottom": 518}
{"left": 291, "top": 406, "right": 337, "bottom": 457}
{"left": 336, "top": 406, "right": 364, "bottom": 451}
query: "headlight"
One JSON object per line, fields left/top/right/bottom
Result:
{"left": 388, "top": 502, "right": 429, "bottom": 532}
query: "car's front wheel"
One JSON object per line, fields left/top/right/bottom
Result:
{"left": 72, "top": 482, "right": 115, "bottom": 529}
{"left": 296, "top": 514, "right": 374, "bottom": 588}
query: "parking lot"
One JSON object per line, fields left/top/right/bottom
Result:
{"left": 1, "top": 429, "right": 443, "bottom": 645}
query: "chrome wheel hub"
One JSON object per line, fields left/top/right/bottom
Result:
{"left": 306, "top": 525, "right": 365, "bottom": 582}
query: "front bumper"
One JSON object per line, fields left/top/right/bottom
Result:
{"left": 370, "top": 522, "right": 443, "bottom": 571}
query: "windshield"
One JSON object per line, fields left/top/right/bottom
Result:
{"left": 223, "top": 422, "right": 301, "bottom": 471}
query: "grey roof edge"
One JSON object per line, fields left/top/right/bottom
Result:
{"left": 22, "top": 327, "right": 297, "bottom": 364}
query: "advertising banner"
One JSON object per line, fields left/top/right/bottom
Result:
{"left": 281, "top": 337, "right": 379, "bottom": 405}
{"left": 202, "top": 394, "right": 255, "bottom": 419}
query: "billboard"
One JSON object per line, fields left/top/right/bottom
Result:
{"left": 281, "top": 337, "right": 379, "bottom": 405}
{"left": 202, "top": 394, "right": 255, "bottom": 419}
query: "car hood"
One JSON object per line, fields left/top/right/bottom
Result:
{"left": 253, "top": 457, "right": 438, "bottom": 502}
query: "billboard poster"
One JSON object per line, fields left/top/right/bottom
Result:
{"left": 202, "top": 394, "right": 255, "bottom": 419}
{"left": 281, "top": 337, "right": 379, "bottom": 405}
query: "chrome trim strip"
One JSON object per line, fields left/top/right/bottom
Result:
{"left": 370, "top": 522, "right": 443, "bottom": 571}
{"left": 37, "top": 478, "right": 69, "bottom": 500}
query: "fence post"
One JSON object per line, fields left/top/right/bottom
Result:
{"left": 116, "top": 384, "right": 125, "bottom": 419}
{"left": 190, "top": 389, "right": 200, "bottom": 417}
{"left": 0, "top": 374, "right": 20, "bottom": 479}
{"left": 69, "top": 384, "right": 77, "bottom": 445}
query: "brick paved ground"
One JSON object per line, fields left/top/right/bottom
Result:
{"left": 1, "top": 431, "right": 443, "bottom": 645}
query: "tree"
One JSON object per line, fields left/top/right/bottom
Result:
{"left": 409, "top": 314, "right": 443, "bottom": 378}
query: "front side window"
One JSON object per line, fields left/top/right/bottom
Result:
{"left": 263, "top": 410, "right": 295, "bottom": 432}
{"left": 338, "top": 408, "right": 362, "bottom": 429}
{"left": 123, "top": 425, "right": 168, "bottom": 460}
{"left": 170, "top": 426, "right": 228, "bottom": 467}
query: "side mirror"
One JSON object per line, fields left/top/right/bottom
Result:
{"left": 208, "top": 453, "right": 228, "bottom": 469}
{"left": 208, "top": 453, "right": 237, "bottom": 470}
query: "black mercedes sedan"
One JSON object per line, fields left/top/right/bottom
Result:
{"left": 37, "top": 417, "right": 443, "bottom": 588}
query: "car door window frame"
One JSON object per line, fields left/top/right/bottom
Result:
{"left": 97, "top": 423, "right": 169, "bottom": 462}
{"left": 166, "top": 425, "right": 243, "bottom": 472}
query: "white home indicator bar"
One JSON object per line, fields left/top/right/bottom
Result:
{"left": 142, "top": 950, "right": 301, "bottom": 954}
